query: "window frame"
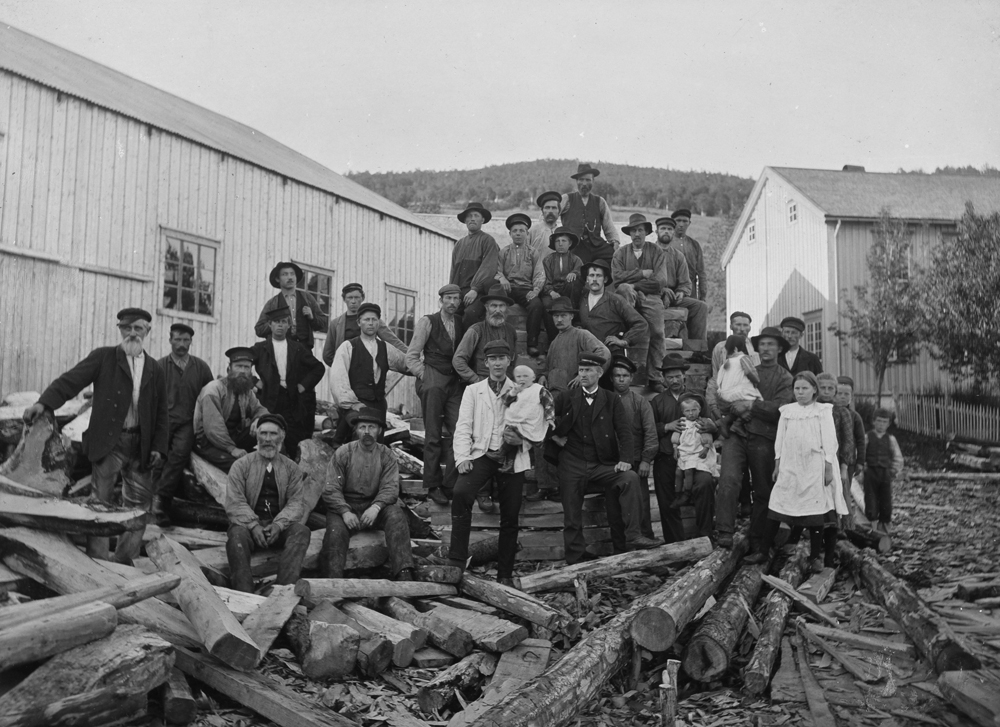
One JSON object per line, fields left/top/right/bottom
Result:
{"left": 788, "top": 201, "right": 798, "bottom": 224}
{"left": 747, "top": 220, "right": 756, "bottom": 244}
{"left": 803, "top": 309, "right": 823, "bottom": 363}
{"left": 385, "top": 284, "right": 418, "bottom": 345}
{"left": 291, "top": 259, "right": 336, "bottom": 331}
{"left": 158, "top": 227, "right": 220, "bottom": 323}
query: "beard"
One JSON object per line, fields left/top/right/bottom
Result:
{"left": 258, "top": 442, "right": 279, "bottom": 459}
{"left": 487, "top": 312, "right": 506, "bottom": 327}
{"left": 121, "top": 337, "right": 144, "bottom": 357}
{"left": 226, "top": 371, "right": 255, "bottom": 395}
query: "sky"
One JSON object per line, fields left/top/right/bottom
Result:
{"left": 1, "top": 0, "right": 998, "bottom": 179}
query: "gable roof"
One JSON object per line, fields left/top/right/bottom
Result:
{"left": 0, "top": 23, "right": 453, "bottom": 241}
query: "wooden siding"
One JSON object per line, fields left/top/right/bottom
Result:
{"left": 0, "top": 70, "right": 452, "bottom": 414}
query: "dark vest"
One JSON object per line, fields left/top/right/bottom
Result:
{"left": 424, "top": 312, "right": 464, "bottom": 376}
{"left": 348, "top": 337, "right": 389, "bottom": 403}
{"left": 563, "top": 192, "right": 612, "bottom": 265}
{"left": 565, "top": 397, "right": 599, "bottom": 463}
{"left": 866, "top": 432, "right": 893, "bottom": 469}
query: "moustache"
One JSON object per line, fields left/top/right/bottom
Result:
{"left": 360, "top": 434, "right": 375, "bottom": 445}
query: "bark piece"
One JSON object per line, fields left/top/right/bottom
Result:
{"left": 804, "top": 623, "right": 915, "bottom": 657}
{"left": 284, "top": 611, "right": 359, "bottom": 680}
{"left": 294, "top": 577, "right": 457, "bottom": 600}
{"left": 416, "top": 651, "right": 498, "bottom": 715}
{"left": 415, "top": 564, "right": 464, "bottom": 584}
{"left": 0, "top": 492, "right": 147, "bottom": 535}
{"left": 797, "top": 567, "right": 837, "bottom": 604}
{"left": 308, "top": 600, "right": 393, "bottom": 676}
{"left": 417, "top": 599, "right": 528, "bottom": 653}
{"left": 162, "top": 667, "right": 197, "bottom": 726}
{"left": 759, "top": 574, "right": 840, "bottom": 627}
{"left": 937, "top": 669, "right": 1000, "bottom": 727}
{"left": 460, "top": 573, "right": 578, "bottom": 637}
{"left": 769, "top": 637, "right": 805, "bottom": 703}
{"left": 340, "top": 601, "right": 424, "bottom": 667}
{"left": 0, "top": 600, "right": 117, "bottom": 670}
{"left": 0, "top": 412, "right": 72, "bottom": 496}
{"left": 845, "top": 524, "right": 892, "bottom": 553}
{"left": 295, "top": 438, "right": 332, "bottom": 519}
{"left": 241, "top": 584, "right": 301, "bottom": 659}
{"left": 382, "top": 596, "right": 474, "bottom": 657}
{"left": 792, "top": 633, "right": 837, "bottom": 727}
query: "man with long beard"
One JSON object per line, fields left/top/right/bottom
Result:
{"left": 24, "top": 308, "right": 168, "bottom": 563}
{"left": 453, "top": 285, "right": 518, "bottom": 384}
{"left": 193, "top": 347, "right": 269, "bottom": 472}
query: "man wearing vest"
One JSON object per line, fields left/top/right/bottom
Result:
{"left": 255, "top": 261, "right": 328, "bottom": 349}
{"left": 778, "top": 316, "right": 823, "bottom": 375}
{"left": 330, "top": 302, "right": 412, "bottom": 444}
{"left": 322, "top": 283, "right": 406, "bottom": 366}
{"left": 406, "top": 284, "right": 466, "bottom": 506}
{"left": 671, "top": 210, "right": 708, "bottom": 302}
{"left": 453, "top": 285, "right": 519, "bottom": 384}
{"left": 560, "top": 163, "right": 620, "bottom": 266}
{"left": 450, "top": 202, "right": 501, "bottom": 328}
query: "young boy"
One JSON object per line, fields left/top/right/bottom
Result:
{"left": 817, "top": 373, "right": 854, "bottom": 495}
{"left": 835, "top": 376, "right": 867, "bottom": 488}
{"left": 864, "top": 408, "right": 904, "bottom": 533}
{"left": 670, "top": 395, "right": 716, "bottom": 508}
{"left": 542, "top": 227, "right": 584, "bottom": 307}
{"left": 498, "top": 365, "right": 554, "bottom": 472}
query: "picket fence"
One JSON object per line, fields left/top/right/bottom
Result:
{"left": 879, "top": 393, "right": 1000, "bottom": 445}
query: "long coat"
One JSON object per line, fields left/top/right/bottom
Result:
{"left": 250, "top": 339, "right": 326, "bottom": 425}
{"left": 547, "top": 387, "right": 634, "bottom": 466}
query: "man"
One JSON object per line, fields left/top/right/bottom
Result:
{"left": 671, "top": 210, "right": 707, "bottom": 302}
{"left": 453, "top": 285, "right": 518, "bottom": 384}
{"left": 450, "top": 202, "right": 500, "bottom": 328}
{"left": 322, "top": 283, "right": 406, "bottom": 366}
{"left": 612, "top": 213, "right": 670, "bottom": 392}
{"left": 406, "top": 284, "right": 466, "bottom": 506}
{"left": 320, "top": 408, "right": 414, "bottom": 580}
{"left": 528, "top": 190, "right": 561, "bottom": 256}
{"left": 446, "top": 340, "right": 535, "bottom": 585}
{"left": 24, "top": 308, "right": 168, "bottom": 563}
{"left": 496, "top": 212, "right": 552, "bottom": 355}
{"left": 330, "top": 301, "right": 412, "bottom": 444}
{"left": 715, "top": 327, "right": 794, "bottom": 555}
{"left": 548, "top": 353, "right": 659, "bottom": 563}
{"left": 255, "top": 261, "right": 328, "bottom": 348}
{"left": 560, "top": 163, "right": 619, "bottom": 266}
{"left": 224, "top": 413, "right": 312, "bottom": 593}
{"left": 649, "top": 354, "right": 718, "bottom": 543}
{"left": 609, "top": 356, "right": 658, "bottom": 538}
{"left": 542, "top": 226, "right": 584, "bottom": 307}
{"left": 655, "top": 217, "right": 710, "bottom": 354}
{"left": 153, "top": 323, "right": 214, "bottom": 526}
{"left": 778, "top": 316, "right": 823, "bottom": 375}
{"left": 542, "top": 296, "right": 611, "bottom": 392}
{"left": 251, "top": 304, "right": 326, "bottom": 459}
{"left": 577, "top": 261, "right": 649, "bottom": 381}
{"left": 193, "top": 347, "right": 269, "bottom": 472}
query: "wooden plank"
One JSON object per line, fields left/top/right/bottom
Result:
{"left": 760, "top": 574, "right": 840, "bottom": 627}
{"left": 797, "top": 619, "right": 881, "bottom": 683}
{"left": 804, "top": 623, "right": 915, "bottom": 658}
{"left": 143, "top": 524, "right": 228, "bottom": 550}
{"left": 340, "top": 601, "right": 426, "bottom": 667}
{"left": 381, "top": 596, "right": 474, "bottom": 658}
{"left": 294, "top": 578, "right": 457, "bottom": 601}
{"left": 769, "top": 637, "right": 805, "bottom": 703}
{"left": 417, "top": 600, "right": 528, "bottom": 653}
{"left": 186, "top": 453, "right": 228, "bottom": 508}
{"left": 937, "top": 669, "right": 1000, "bottom": 727}
{"left": 0, "top": 601, "right": 118, "bottom": 671}
{"left": 792, "top": 633, "right": 837, "bottom": 727}
{"left": 0, "top": 493, "right": 147, "bottom": 535}
{"left": 447, "top": 639, "right": 552, "bottom": 726}
{"left": 240, "top": 584, "right": 301, "bottom": 660}
{"left": 797, "top": 568, "right": 837, "bottom": 604}
{"left": 162, "top": 667, "right": 196, "bottom": 726}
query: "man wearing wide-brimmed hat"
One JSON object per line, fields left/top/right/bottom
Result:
{"left": 542, "top": 226, "right": 584, "bottom": 307}
{"left": 655, "top": 216, "right": 710, "bottom": 354}
{"left": 497, "top": 212, "right": 553, "bottom": 356}
{"left": 559, "top": 163, "right": 620, "bottom": 267}
{"left": 449, "top": 202, "right": 501, "bottom": 328}
{"left": 255, "top": 261, "right": 328, "bottom": 348}
{"left": 453, "top": 284, "right": 518, "bottom": 384}
{"left": 322, "top": 283, "right": 406, "bottom": 366}
{"left": 671, "top": 210, "right": 707, "bottom": 302}
{"left": 577, "top": 260, "right": 649, "bottom": 380}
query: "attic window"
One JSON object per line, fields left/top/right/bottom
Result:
{"left": 788, "top": 202, "right": 798, "bottom": 224}
{"left": 748, "top": 221, "right": 756, "bottom": 244}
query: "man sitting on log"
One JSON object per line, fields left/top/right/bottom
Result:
{"left": 193, "top": 347, "right": 269, "bottom": 472}
{"left": 319, "top": 407, "right": 414, "bottom": 581}
{"left": 224, "top": 413, "right": 312, "bottom": 593}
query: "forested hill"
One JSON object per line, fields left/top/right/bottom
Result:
{"left": 347, "top": 159, "right": 756, "bottom": 217}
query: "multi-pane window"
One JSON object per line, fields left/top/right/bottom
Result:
{"left": 804, "top": 311, "right": 823, "bottom": 363}
{"left": 386, "top": 286, "right": 417, "bottom": 344}
{"left": 788, "top": 202, "right": 798, "bottom": 223}
{"left": 748, "top": 221, "right": 756, "bottom": 244}
{"left": 296, "top": 265, "right": 333, "bottom": 317}
{"left": 162, "top": 230, "right": 217, "bottom": 317}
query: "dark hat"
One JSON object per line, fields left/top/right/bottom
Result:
{"left": 357, "top": 302, "right": 382, "bottom": 319}
{"left": 265, "top": 303, "right": 292, "bottom": 322}
{"left": 729, "top": 310, "right": 752, "bottom": 322}
{"left": 751, "top": 326, "right": 791, "bottom": 353}
{"left": 581, "top": 260, "right": 612, "bottom": 284}
{"left": 536, "top": 190, "right": 562, "bottom": 208}
{"left": 481, "top": 284, "right": 513, "bottom": 306}
{"left": 117, "top": 307, "right": 152, "bottom": 324}
{"left": 505, "top": 213, "right": 532, "bottom": 230}
{"left": 671, "top": 209, "right": 692, "bottom": 220}
{"left": 342, "top": 282, "right": 364, "bottom": 297}
{"left": 779, "top": 316, "right": 805, "bottom": 332}
{"left": 610, "top": 356, "right": 637, "bottom": 374}
{"left": 578, "top": 352, "right": 607, "bottom": 368}
{"left": 548, "top": 226, "right": 579, "bottom": 250}
{"left": 225, "top": 346, "right": 255, "bottom": 363}
{"left": 836, "top": 376, "right": 855, "bottom": 388}
{"left": 350, "top": 407, "right": 385, "bottom": 428}
{"left": 571, "top": 162, "right": 601, "bottom": 180}
{"left": 621, "top": 213, "right": 653, "bottom": 236}
{"left": 169, "top": 323, "right": 195, "bottom": 337}
{"left": 483, "top": 339, "right": 512, "bottom": 358}
{"left": 548, "top": 296, "right": 576, "bottom": 314}
{"left": 458, "top": 201, "right": 493, "bottom": 224}
{"left": 269, "top": 261, "right": 304, "bottom": 288}
{"left": 659, "top": 353, "right": 690, "bottom": 372}
{"left": 654, "top": 216, "right": 677, "bottom": 229}
{"left": 438, "top": 283, "right": 462, "bottom": 296}
{"left": 257, "top": 413, "right": 287, "bottom": 432}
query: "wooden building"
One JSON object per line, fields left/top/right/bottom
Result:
{"left": 721, "top": 165, "right": 1000, "bottom": 395}
{"left": 0, "top": 25, "right": 455, "bottom": 412}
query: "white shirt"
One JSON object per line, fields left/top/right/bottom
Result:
{"left": 632, "top": 246, "right": 644, "bottom": 260}
{"left": 785, "top": 347, "right": 799, "bottom": 370}
{"left": 582, "top": 386, "right": 598, "bottom": 405}
{"left": 272, "top": 338, "right": 288, "bottom": 388}
{"left": 361, "top": 336, "right": 381, "bottom": 381}
{"left": 588, "top": 292, "right": 602, "bottom": 310}
{"left": 487, "top": 382, "right": 507, "bottom": 451}
{"left": 124, "top": 351, "right": 145, "bottom": 428}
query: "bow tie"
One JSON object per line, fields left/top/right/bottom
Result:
{"left": 583, "top": 390, "right": 597, "bottom": 401}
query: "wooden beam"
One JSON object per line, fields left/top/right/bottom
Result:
{"left": 797, "top": 567, "right": 837, "bottom": 604}
{"left": 340, "top": 601, "right": 425, "bottom": 667}
{"left": 804, "top": 623, "right": 915, "bottom": 658}
{"left": 416, "top": 600, "right": 528, "bottom": 653}
{"left": 460, "top": 573, "right": 578, "bottom": 637}
{"left": 162, "top": 668, "right": 197, "bottom": 726}
{"left": 284, "top": 611, "right": 359, "bottom": 680}
{"left": 240, "top": 584, "right": 301, "bottom": 659}
{"left": 792, "top": 633, "right": 837, "bottom": 727}
{"left": 0, "top": 493, "right": 147, "bottom": 535}
{"left": 0, "top": 413, "right": 72, "bottom": 497}
{"left": 381, "top": 596, "right": 474, "bottom": 658}
{"left": 308, "top": 601, "right": 393, "bottom": 677}
{"left": 143, "top": 524, "right": 228, "bottom": 550}
{"left": 760, "top": 574, "right": 840, "bottom": 627}
{"left": 294, "top": 578, "right": 457, "bottom": 601}
{"left": 0, "top": 601, "right": 117, "bottom": 671}
{"left": 412, "top": 647, "right": 455, "bottom": 668}
{"left": 797, "top": 619, "right": 882, "bottom": 683}
{"left": 937, "top": 669, "right": 1000, "bottom": 727}
{"left": 187, "top": 453, "right": 229, "bottom": 507}
{"left": 448, "top": 639, "right": 552, "bottom": 726}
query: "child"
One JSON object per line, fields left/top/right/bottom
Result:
{"left": 715, "top": 334, "right": 761, "bottom": 438}
{"left": 669, "top": 394, "right": 716, "bottom": 508}
{"left": 543, "top": 229, "right": 584, "bottom": 307}
{"left": 835, "top": 376, "right": 867, "bottom": 495}
{"left": 745, "top": 372, "right": 849, "bottom": 572}
{"left": 864, "top": 408, "right": 904, "bottom": 533}
{"left": 498, "top": 365, "right": 554, "bottom": 472}
{"left": 817, "top": 372, "right": 855, "bottom": 520}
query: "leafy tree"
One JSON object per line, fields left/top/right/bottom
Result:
{"left": 829, "top": 210, "right": 922, "bottom": 406}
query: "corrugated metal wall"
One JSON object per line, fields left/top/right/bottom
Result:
{"left": 0, "top": 70, "right": 453, "bottom": 413}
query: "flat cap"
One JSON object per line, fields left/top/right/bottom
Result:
{"left": 117, "top": 307, "right": 152, "bottom": 323}
{"left": 536, "top": 190, "right": 562, "bottom": 208}
{"left": 257, "top": 413, "right": 287, "bottom": 431}
{"left": 610, "top": 356, "right": 637, "bottom": 374}
{"left": 169, "top": 323, "right": 195, "bottom": 337}
{"left": 654, "top": 216, "right": 676, "bottom": 229}
{"left": 225, "top": 346, "right": 255, "bottom": 363}
{"left": 350, "top": 407, "right": 386, "bottom": 428}
{"left": 505, "top": 212, "right": 532, "bottom": 230}
{"left": 265, "top": 304, "right": 292, "bottom": 322}
{"left": 578, "top": 352, "right": 607, "bottom": 368}
{"left": 779, "top": 316, "right": 805, "bottom": 332}
{"left": 342, "top": 282, "right": 364, "bottom": 297}
{"left": 483, "top": 339, "right": 512, "bottom": 358}
{"left": 671, "top": 209, "right": 692, "bottom": 220}
{"left": 357, "top": 302, "right": 382, "bottom": 319}
{"left": 438, "top": 283, "right": 462, "bottom": 296}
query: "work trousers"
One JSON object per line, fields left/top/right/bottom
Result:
{"left": 417, "top": 369, "right": 463, "bottom": 495}
{"left": 449, "top": 456, "right": 524, "bottom": 579}
{"left": 155, "top": 422, "right": 195, "bottom": 501}
{"left": 458, "top": 288, "right": 486, "bottom": 329}
{"left": 622, "top": 293, "right": 667, "bottom": 384}
{"left": 634, "top": 463, "right": 655, "bottom": 539}
{"left": 666, "top": 296, "right": 709, "bottom": 351}
{"left": 864, "top": 466, "right": 893, "bottom": 524}
{"left": 320, "top": 501, "right": 414, "bottom": 578}
{"left": 91, "top": 431, "right": 155, "bottom": 564}
{"left": 717, "top": 433, "right": 777, "bottom": 550}
{"left": 652, "top": 453, "right": 715, "bottom": 542}
{"left": 194, "top": 427, "right": 257, "bottom": 473}
{"left": 558, "top": 453, "right": 644, "bottom": 564}
{"left": 507, "top": 286, "right": 557, "bottom": 348}
{"left": 226, "top": 521, "right": 311, "bottom": 593}
{"left": 270, "top": 387, "right": 312, "bottom": 459}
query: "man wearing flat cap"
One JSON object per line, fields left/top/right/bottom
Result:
{"left": 24, "top": 308, "right": 168, "bottom": 563}
{"left": 153, "top": 322, "right": 215, "bottom": 526}
{"left": 528, "top": 190, "right": 562, "bottom": 257}
{"left": 577, "top": 260, "right": 649, "bottom": 382}
{"left": 497, "top": 212, "right": 552, "bottom": 356}
{"left": 255, "top": 261, "right": 328, "bottom": 349}
{"left": 609, "top": 356, "right": 659, "bottom": 539}
{"left": 655, "top": 216, "right": 710, "bottom": 355}
{"left": 320, "top": 407, "right": 414, "bottom": 581}
{"left": 450, "top": 202, "right": 501, "bottom": 328}
{"left": 224, "top": 413, "right": 313, "bottom": 592}
{"left": 406, "top": 284, "right": 466, "bottom": 505}
{"left": 193, "top": 346, "right": 270, "bottom": 472}
{"left": 453, "top": 285, "right": 518, "bottom": 385}
{"left": 322, "top": 283, "right": 406, "bottom": 367}
{"left": 671, "top": 210, "right": 708, "bottom": 302}
{"left": 560, "top": 163, "right": 620, "bottom": 266}
{"left": 331, "top": 301, "right": 413, "bottom": 444}
{"left": 778, "top": 316, "right": 823, "bottom": 375}
{"left": 251, "top": 303, "right": 326, "bottom": 459}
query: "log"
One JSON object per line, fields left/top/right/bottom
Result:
{"left": 460, "top": 572, "right": 578, "bottom": 637}
{"left": 187, "top": 452, "right": 229, "bottom": 507}
{"left": 804, "top": 623, "right": 915, "bottom": 657}
{"left": 792, "top": 633, "right": 837, "bottom": 727}
{"left": 417, "top": 600, "right": 528, "bottom": 653}
{"left": 630, "top": 533, "right": 748, "bottom": 651}
{"left": 240, "top": 584, "right": 301, "bottom": 659}
{"left": 660, "top": 660, "right": 680, "bottom": 727}
{"left": 169, "top": 497, "right": 231, "bottom": 528}
{"left": 433, "top": 595, "right": 502, "bottom": 616}
{"left": 837, "top": 541, "right": 982, "bottom": 673}
{"left": 0, "top": 474, "right": 47, "bottom": 498}
{"left": 284, "top": 611, "right": 359, "bottom": 680}
{"left": 797, "top": 567, "right": 837, "bottom": 604}
{"left": 294, "top": 577, "right": 457, "bottom": 601}
{"left": 162, "top": 667, "right": 197, "bottom": 726}
{"left": 382, "top": 596, "right": 474, "bottom": 657}
{"left": 516, "top": 537, "right": 713, "bottom": 593}
{"left": 447, "top": 639, "right": 552, "bottom": 726}
{"left": 682, "top": 562, "right": 766, "bottom": 682}
{"left": 294, "top": 438, "right": 332, "bottom": 520}
{"left": 908, "top": 471, "right": 1000, "bottom": 482}
{"left": 415, "top": 564, "right": 464, "bottom": 584}
{"left": 145, "top": 534, "right": 260, "bottom": 670}
{"left": 435, "top": 534, "right": 500, "bottom": 567}
{"left": 759, "top": 574, "right": 840, "bottom": 627}
{"left": 308, "top": 600, "right": 393, "bottom": 676}
{"left": 0, "top": 412, "right": 72, "bottom": 496}
{"left": 937, "top": 669, "right": 1000, "bottom": 727}
{"left": 391, "top": 442, "right": 423, "bottom": 476}
{"left": 340, "top": 601, "right": 424, "bottom": 667}
{"left": 416, "top": 651, "right": 498, "bottom": 715}
{"left": 0, "top": 625, "right": 174, "bottom": 727}
{"left": 845, "top": 524, "right": 892, "bottom": 553}
{"left": 0, "top": 600, "right": 118, "bottom": 670}
{"left": 143, "top": 524, "right": 228, "bottom": 549}
{"left": 796, "top": 619, "right": 882, "bottom": 683}
{"left": 742, "top": 542, "right": 810, "bottom": 695}
{"left": 957, "top": 582, "right": 1000, "bottom": 601}
{"left": 0, "top": 493, "right": 147, "bottom": 535}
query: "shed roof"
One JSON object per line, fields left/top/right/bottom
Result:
{"left": 0, "top": 23, "right": 453, "bottom": 241}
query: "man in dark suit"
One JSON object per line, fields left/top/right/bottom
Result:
{"left": 778, "top": 316, "right": 822, "bottom": 375}
{"left": 251, "top": 304, "right": 326, "bottom": 459}
{"left": 254, "top": 261, "right": 328, "bottom": 349}
{"left": 24, "top": 307, "right": 168, "bottom": 563}
{"left": 548, "top": 353, "right": 661, "bottom": 564}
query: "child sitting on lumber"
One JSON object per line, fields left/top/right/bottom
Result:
{"left": 498, "top": 365, "right": 554, "bottom": 473}
{"left": 715, "top": 334, "right": 761, "bottom": 438}
{"left": 669, "top": 394, "right": 717, "bottom": 507}
{"left": 863, "top": 408, "right": 903, "bottom": 534}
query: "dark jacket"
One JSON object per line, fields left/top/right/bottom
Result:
{"left": 250, "top": 339, "right": 326, "bottom": 424}
{"left": 38, "top": 346, "right": 168, "bottom": 465}
{"left": 546, "top": 387, "right": 634, "bottom": 466}
{"left": 649, "top": 390, "right": 713, "bottom": 457}
{"left": 747, "top": 363, "right": 795, "bottom": 440}
{"left": 779, "top": 347, "right": 823, "bottom": 376}
{"left": 254, "top": 290, "right": 328, "bottom": 348}
{"left": 158, "top": 354, "right": 214, "bottom": 428}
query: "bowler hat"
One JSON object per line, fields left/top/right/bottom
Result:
{"left": 169, "top": 323, "right": 195, "bottom": 337}
{"left": 269, "top": 261, "right": 304, "bottom": 288}
{"left": 257, "top": 413, "right": 287, "bottom": 432}
{"left": 357, "top": 302, "right": 382, "bottom": 319}
{"left": 480, "top": 284, "right": 513, "bottom": 306}
{"left": 342, "top": 282, "right": 364, "bottom": 297}
{"left": 483, "top": 339, "right": 512, "bottom": 358}
{"left": 571, "top": 162, "right": 601, "bottom": 180}
{"left": 659, "top": 353, "right": 690, "bottom": 372}
{"left": 581, "top": 260, "right": 612, "bottom": 284}
{"left": 350, "top": 407, "right": 385, "bottom": 428}
{"left": 779, "top": 316, "right": 805, "bottom": 333}
{"left": 265, "top": 303, "right": 292, "bottom": 322}
{"left": 505, "top": 213, "right": 532, "bottom": 231}
{"left": 578, "top": 352, "right": 606, "bottom": 368}
{"left": 536, "top": 190, "right": 562, "bottom": 208}
{"left": 751, "top": 326, "right": 791, "bottom": 354}
{"left": 549, "top": 226, "right": 579, "bottom": 250}
{"left": 438, "top": 283, "right": 462, "bottom": 297}
{"left": 548, "top": 296, "right": 576, "bottom": 314}
{"left": 671, "top": 209, "right": 692, "bottom": 220}
{"left": 117, "top": 307, "right": 152, "bottom": 324}
{"left": 458, "top": 201, "right": 493, "bottom": 224}
{"left": 225, "top": 346, "right": 254, "bottom": 363}
{"left": 610, "top": 356, "right": 637, "bottom": 374}
{"left": 621, "top": 213, "right": 653, "bottom": 236}
{"left": 655, "top": 216, "right": 676, "bottom": 229}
